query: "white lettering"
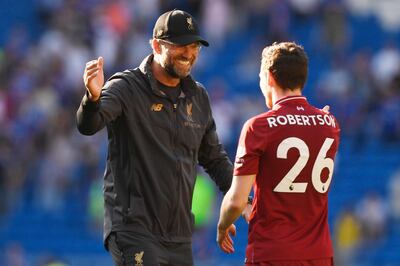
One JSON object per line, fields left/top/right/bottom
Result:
{"left": 267, "top": 117, "right": 278, "bottom": 127}
{"left": 301, "top": 115, "right": 311, "bottom": 125}
{"left": 266, "top": 114, "right": 336, "bottom": 128}
{"left": 295, "top": 115, "right": 303, "bottom": 125}
{"left": 277, "top": 116, "right": 288, "bottom": 125}
{"left": 329, "top": 115, "right": 336, "bottom": 128}
{"left": 324, "top": 115, "right": 332, "bottom": 126}
{"left": 309, "top": 115, "right": 317, "bottom": 125}
{"left": 317, "top": 115, "right": 324, "bottom": 125}
{"left": 287, "top": 115, "right": 296, "bottom": 125}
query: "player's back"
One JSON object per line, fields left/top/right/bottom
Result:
{"left": 244, "top": 96, "right": 340, "bottom": 262}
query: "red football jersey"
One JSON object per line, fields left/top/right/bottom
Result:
{"left": 234, "top": 96, "right": 340, "bottom": 262}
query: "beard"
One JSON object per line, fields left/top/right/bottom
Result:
{"left": 161, "top": 55, "right": 195, "bottom": 79}
{"left": 164, "top": 63, "right": 185, "bottom": 79}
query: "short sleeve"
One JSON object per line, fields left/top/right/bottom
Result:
{"left": 234, "top": 117, "right": 266, "bottom": 176}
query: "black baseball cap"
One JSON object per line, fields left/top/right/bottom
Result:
{"left": 153, "top": 9, "right": 209, "bottom": 47}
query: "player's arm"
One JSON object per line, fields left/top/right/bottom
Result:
{"left": 77, "top": 58, "right": 124, "bottom": 135}
{"left": 198, "top": 92, "right": 233, "bottom": 193}
{"left": 217, "top": 174, "right": 255, "bottom": 253}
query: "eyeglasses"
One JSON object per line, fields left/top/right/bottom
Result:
{"left": 158, "top": 39, "right": 202, "bottom": 52}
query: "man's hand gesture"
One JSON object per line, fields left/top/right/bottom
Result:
{"left": 217, "top": 224, "right": 236, "bottom": 254}
{"left": 83, "top": 57, "right": 104, "bottom": 101}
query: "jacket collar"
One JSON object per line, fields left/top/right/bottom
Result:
{"left": 139, "top": 54, "right": 197, "bottom": 98}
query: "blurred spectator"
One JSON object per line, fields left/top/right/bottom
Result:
{"left": 356, "top": 191, "right": 388, "bottom": 243}
{"left": 38, "top": 255, "right": 69, "bottom": 266}
{"left": 371, "top": 41, "right": 400, "bottom": 89}
{"left": 242, "top": 0, "right": 270, "bottom": 31}
{"left": 133, "top": 0, "right": 160, "bottom": 22}
{"left": 34, "top": 110, "right": 77, "bottom": 213}
{"left": 88, "top": 178, "right": 103, "bottom": 233}
{"left": 191, "top": 172, "right": 217, "bottom": 262}
{"left": 344, "top": 0, "right": 373, "bottom": 17}
{"left": 317, "top": 56, "right": 352, "bottom": 99}
{"left": 209, "top": 78, "right": 237, "bottom": 157}
{"left": 388, "top": 170, "right": 400, "bottom": 222}
{"left": 192, "top": 173, "right": 216, "bottom": 228}
{"left": 289, "top": 0, "right": 321, "bottom": 20}
{"left": 0, "top": 135, "right": 8, "bottom": 216}
{"left": 334, "top": 206, "right": 361, "bottom": 266}
{"left": 201, "top": 0, "right": 234, "bottom": 46}
{"left": 36, "top": 0, "right": 64, "bottom": 26}
{"left": 4, "top": 243, "right": 27, "bottom": 266}
{"left": 91, "top": 0, "right": 131, "bottom": 70}
{"left": 266, "top": 0, "right": 291, "bottom": 43}
{"left": 373, "top": 0, "right": 400, "bottom": 32}
{"left": 123, "top": 22, "right": 152, "bottom": 69}
{"left": 315, "top": 57, "right": 353, "bottom": 133}
{"left": 377, "top": 78, "right": 400, "bottom": 142}
{"left": 44, "top": 262, "right": 68, "bottom": 266}
{"left": 321, "top": 0, "right": 350, "bottom": 55}
{"left": 345, "top": 50, "right": 378, "bottom": 149}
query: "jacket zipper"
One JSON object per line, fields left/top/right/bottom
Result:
{"left": 167, "top": 100, "right": 182, "bottom": 231}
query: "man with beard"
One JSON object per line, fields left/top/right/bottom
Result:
{"left": 77, "top": 10, "right": 234, "bottom": 266}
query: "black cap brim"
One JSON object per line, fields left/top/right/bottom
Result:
{"left": 165, "top": 35, "right": 209, "bottom": 47}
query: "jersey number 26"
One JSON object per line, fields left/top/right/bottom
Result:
{"left": 273, "top": 137, "right": 335, "bottom": 194}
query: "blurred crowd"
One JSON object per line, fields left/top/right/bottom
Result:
{"left": 0, "top": 0, "right": 399, "bottom": 265}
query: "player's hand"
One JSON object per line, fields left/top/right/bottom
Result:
{"left": 217, "top": 224, "right": 236, "bottom": 254}
{"left": 83, "top": 57, "right": 104, "bottom": 101}
{"left": 321, "top": 105, "right": 330, "bottom": 113}
{"left": 241, "top": 203, "right": 252, "bottom": 223}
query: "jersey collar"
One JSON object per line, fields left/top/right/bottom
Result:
{"left": 273, "top": 95, "right": 307, "bottom": 110}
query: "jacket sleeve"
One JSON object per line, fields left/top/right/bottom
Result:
{"left": 198, "top": 90, "right": 233, "bottom": 194}
{"left": 76, "top": 78, "right": 125, "bottom": 135}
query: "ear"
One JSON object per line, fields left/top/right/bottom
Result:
{"left": 266, "top": 70, "right": 276, "bottom": 87}
{"left": 152, "top": 39, "right": 162, "bottom": 54}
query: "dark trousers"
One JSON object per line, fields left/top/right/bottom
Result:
{"left": 107, "top": 231, "right": 193, "bottom": 266}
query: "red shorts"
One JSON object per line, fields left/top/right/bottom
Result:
{"left": 245, "top": 258, "right": 334, "bottom": 266}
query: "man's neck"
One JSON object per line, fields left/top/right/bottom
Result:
{"left": 272, "top": 87, "right": 302, "bottom": 105}
{"left": 151, "top": 59, "right": 180, "bottom": 87}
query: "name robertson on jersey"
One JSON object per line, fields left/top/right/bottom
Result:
{"left": 267, "top": 114, "right": 336, "bottom": 128}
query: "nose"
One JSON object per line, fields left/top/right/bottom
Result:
{"left": 181, "top": 48, "right": 191, "bottom": 58}
{"left": 185, "top": 46, "right": 199, "bottom": 56}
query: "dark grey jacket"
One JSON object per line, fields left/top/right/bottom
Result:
{"left": 76, "top": 55, "right": 233, "bottom": 244}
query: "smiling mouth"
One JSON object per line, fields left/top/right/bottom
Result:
{"left": 176, "top": 59, "right": 191, "bottom": 66}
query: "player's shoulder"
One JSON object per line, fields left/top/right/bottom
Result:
{"left": 248, "top": 111, "right": 270, "bottom": 122}
{"left": 308, "top": 104, "right": 327, "bottom": 114}
{"left": 101, "top": 69, "right": 145, "bottom": 100}
{"left": 195, "top": 81, "right": 206, "bottom": 91}
{"left": 107, "top": 69, "right": 139, "bottom": 87}
{"left": 305, "top": 102, "right": 335, "bottom": 116}
{"left": 311, "top": 104, "right": 340, "bottom": 124}
{"left": 193, "top": 81, "right": 208, "bottom": 97}
{"left": 307, "top": 104, "right": 341, "bottom": 131}
{"left": 244, "top": 111, "right": 271, "bottom": 129}
{"left": 249, "top": 109, "right": 281, "bottom": 123}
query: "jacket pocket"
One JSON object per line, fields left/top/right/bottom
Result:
{"left": 122, "top": 196, "right": 151, "bottom": 227}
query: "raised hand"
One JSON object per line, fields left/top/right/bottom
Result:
{"left": 83, "top": 57, "right": 104, "bottom": 101}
